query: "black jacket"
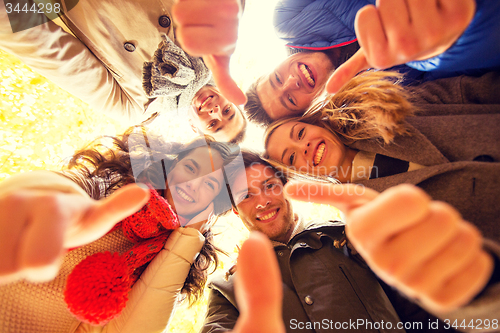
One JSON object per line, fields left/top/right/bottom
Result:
{"left": 201, "top": 221, "right": 461, "bottom": 333}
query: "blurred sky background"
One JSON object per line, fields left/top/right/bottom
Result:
{"left": 0, "top": 1, "right": 342, "bottom": 332}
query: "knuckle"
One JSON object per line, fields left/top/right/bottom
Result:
{"left": 428, "top": 201, "right": 461, "bottom": 227}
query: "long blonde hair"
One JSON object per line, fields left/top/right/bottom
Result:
{"left": 263, "top": 71, "right": 415, "bottom": 178}
{"left": 265, "top": 70, "right": 414, "bottom": 146}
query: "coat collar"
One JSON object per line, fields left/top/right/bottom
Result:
{"left": 349, "top": 121, "right": 449, "bottom": 166}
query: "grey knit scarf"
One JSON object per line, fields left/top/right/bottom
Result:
{"left": 143, "top": 34, "right": 214, "bottom": 116}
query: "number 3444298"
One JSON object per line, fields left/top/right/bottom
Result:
{"left": 5, "top": 2, "right": 61, "bottom": 14}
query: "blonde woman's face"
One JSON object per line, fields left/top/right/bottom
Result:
{"left": 165, "top": 147, "right": 224, "bottom": 217}
{"left": 266, "top": 121, "right": 347, "bottom": 176}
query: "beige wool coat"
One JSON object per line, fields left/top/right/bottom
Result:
{"left": 0, "top": 0, "right": 177, "bottom": 123}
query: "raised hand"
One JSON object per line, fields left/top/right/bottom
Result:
{"left": 172, "top": 0, "right": 246, "bottom": 105}
{"left": 0, "top": 184, "right": 149, "bottom": 284}
{"left": 231, "top": 232, "right": 286, "bottom": 333}
{"left": 285, "top": 182, "right": 493, "bottom": 313}
{"left": 326, "top": 0, "right": 476, "bottom": 94}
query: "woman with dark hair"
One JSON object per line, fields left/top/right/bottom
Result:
{"left": 264, "top": 70, "right": 500, "bottom": 240}
{"left": 0, "top": 127, "right": 241, "bottom": 333}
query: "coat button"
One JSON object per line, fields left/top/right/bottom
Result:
{"left": 277, "top": 251, "right": 284, "bottom": 257}
{"left": 304, "top": 295, "right": 314, "bottom": 305}
{"left": 123, "top": 42, "right": 136, "bottom": 52}
{"left": 159, "top": 15, "right": 171, "bottom": 28}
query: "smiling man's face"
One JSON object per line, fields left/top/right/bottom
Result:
{"left": 257, "top": 52, "right": 334, "bottom": 121}
{"left": 189, "top": 85, "right": 245, "bottom": 142}
{"left": 232, "top": 163, "right": 295, "bottom": 243}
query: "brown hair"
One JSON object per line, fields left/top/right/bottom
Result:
{"left": 230, "top": 106, "right": 248, "bottom": 144}
{"left": 244, "top": 76, "right": 275, "bottom": 126}
{"left": 61, "top": 126, "right": 239, "bottom": 303}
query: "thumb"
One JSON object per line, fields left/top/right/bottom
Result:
{"left": 203, "top": 54, "right": 246, "bottom": 105}
{"left": 232, "top": 232, "right": 285, "bottom": 333}
{"left": 64, "top": 184, "right": 150, "bottom": 248}
{"left": 284, "top": 180, "right": 378, "bottom": 214}
{"left": 326, "top": 49, "right": 369, "bottom": 94}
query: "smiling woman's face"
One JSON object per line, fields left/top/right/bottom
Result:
{"left": 266, "top": 121, "right": 347, "bottom": 177}
{"left": 165, "top": 147, "right": 225, "bottom": 218}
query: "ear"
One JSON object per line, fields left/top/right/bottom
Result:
{"left": 232, "top": 207, "right": 239, "bottom": 216}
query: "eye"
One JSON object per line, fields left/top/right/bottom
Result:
{"left": 266, "top": 183, "right": 276, "bottom": 190}
{"left": 223, "top": 105, "right": 231, "bottom": 115}
{"left": 206, "top": 181, "right": 215, "bottom": 190}
{"left": 275, "top": 73, "right": 282, "bottom": 85}
{"left": 207, "top": 120, "right": 217, "bottom": 130}
{"left": 288, "top": 152, "right": 295, "bottom": 165}
{"left": 239, "top": 193, "right": 251, "bottom": 202}
{"left": 288, "top": 95, "right": 296, "bottom": 106}
{"left": 185, "top": 163, "right": 195, "bottom": 173}
{"left": 298, "top": 127, "right": 304, "bottom": 139}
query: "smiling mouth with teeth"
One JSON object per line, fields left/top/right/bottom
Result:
{"left": 313, "top": 142, "right": 326, "bottom": 166}
{"left": 256, "top": 208, "right": 279, "bottom": 222}
{"left": 299, "top": 63, "right": 315, "bottom": 87}
{"left": 176, "top": 187, "right": 194, "bottom": 203}
{"left": 199, "top": 95, "right": 213, "bottom": 111}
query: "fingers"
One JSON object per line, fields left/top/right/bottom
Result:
{"left": 347, "top": 185, "right": 431, "bottom": 254}
{"left": 351, "top": 0, "right": 475, "bottom": 74}
{"left": 425, "top": 250, "right": 493, "bottom": 312}
{"left": 65, "top": 184, "right": 150, "bottom": 248}
{"left": 0, "top": 191, "right": 79, "bottom": 283}
{"left": 284, "top": 181, "right": 378, "bottom": 212}
{"left": 364, "top": 201, "right": 460, "bottom": 283}
{"left": 325, "top": 50, "right": 369, "bottom": 94}
{"left": 173, "top": 0, "right": 240, "bottom": 56}
{"left": 346, "top": 184, "right": 494, "bottom": 312}
{"left": 403, "top": 223, "right": 482, "bottom": 296}
{"left": 232, "top": 232, "right": 285, "bottom": 333}
{"left": 203, "top": 54, "right": 246, "bottom": 105}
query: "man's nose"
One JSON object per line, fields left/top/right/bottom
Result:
{"left": 255, "top": 196, "right": 271, "bottom": 209}
{"left": 283, "top": 75, "right": 300, "bottom": 91}
{"left": 209, "top": 106, "right": 222, "bottom": 120}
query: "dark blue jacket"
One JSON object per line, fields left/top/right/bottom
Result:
{"left": 274, "top": 0, "right": 500, "bottom": 79}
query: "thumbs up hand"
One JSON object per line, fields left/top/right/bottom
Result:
{"left": 172, "top": 0, "right": 246, "bottom": 105}
{"left": 326, "top": 0, "right": 475, "bottom": 94}
{"left": 231, "top": 232, "right": 286, "bottom": 333}
{"left": 0, "top": 184, "right": 149, "bottom": 284}
{"left": 285, "top": 182, "right": 493, "bottom": 313}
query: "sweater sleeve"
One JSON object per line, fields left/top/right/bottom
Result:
{"left": 73, "top": 227, "right": 205, "bottom": 333}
